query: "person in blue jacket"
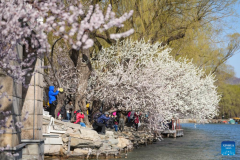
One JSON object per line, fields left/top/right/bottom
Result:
{"left": 96, "top": 112, "right": 110, "bottom": 135}
{"left": 48, "top": 86, "right": 59, "bottom": 118}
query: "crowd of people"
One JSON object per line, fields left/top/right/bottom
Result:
{"left": 44, "top": 86, "right": 87, "bottom": 127}
{"left": 44, "top": 85, "right": 149, "bottom": 135}
{"left": 92, "top": 111, "right": 146, "bottom": 135}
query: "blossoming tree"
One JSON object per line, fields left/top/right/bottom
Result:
{"left": 88, "top": 39, "right": 220, "bottom": 132}
{"left": 0, "top": 0, "right": 134, "bottom": 84}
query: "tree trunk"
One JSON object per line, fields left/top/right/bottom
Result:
{"left": 90, "top": 100, "right": 102, "bottom": 123}
{"left": 72, "top": 47, "right": 92, "bottom": 125}
{"left": 55, "top": 92, "right": 65, "bottom": 119}
{"left": 80, "top": 97, "right": 89, "bottom": 125}
{"left": 74, "top": 95, "right": 80, "bottom": 111}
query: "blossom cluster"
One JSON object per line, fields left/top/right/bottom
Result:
{"left": 47, "top": 46, "right": 80, "bottom": 95}
{"left": 0, "top": 0, "right": 134, "bottom": 84}
{"left": 88, "top": 39, "right": 220, "bottom": 131}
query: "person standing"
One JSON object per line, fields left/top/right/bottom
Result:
{"left": 129, "top": 110, "right": 135, "bottom": 127}
{"left": 65, "top": 100, "right": 73, "bottom": 120}
{"left": 134, "top": 111, "right": 141, "bottom": 131}
{"left": 48, "top": 86, "right": 59, "bottom": 118}
{"left": 130, "top": 111, "right": 135, "bottom": 121}
{"left": 127, "top": 111, "right": 131, "bottom": 123}
{"left": 113, "top": 114, "right": 118, "bottom": 131}
{"left": 118, "top": 112, "right": 125, "bottom": 132}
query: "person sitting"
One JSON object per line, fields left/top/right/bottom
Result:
{"left": 74, "top": 110, "right": 85, "bottom": 124}
{"left": 96, "top": 112, "right": 110, "bottom": 135}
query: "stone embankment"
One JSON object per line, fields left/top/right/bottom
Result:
{"left": 42, "top": 116, "right": 156, "bottom": 159}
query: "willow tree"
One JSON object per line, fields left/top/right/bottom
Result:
{"left": 218, "top": 84, "right": 240, "bottom": 118}
{"left": 94, "top": 0, "right": 240, "bottom": 74}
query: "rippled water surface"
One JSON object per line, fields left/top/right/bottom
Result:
{"left": 47, "top": 124, "right": 240, "bottom": 160}
{"left": 113, "top": 123, "right": 240, "bottom": 160}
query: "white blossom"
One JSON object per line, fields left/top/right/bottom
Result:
{"left": 88, "top": 39, "right": 220, "bottom": 131}
{"left": 0, "top": 0, "right": 134, "bottom": 84}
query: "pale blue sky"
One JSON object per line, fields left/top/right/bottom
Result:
{"left": 226, "top": 3, "right": 240, "bottom": 78}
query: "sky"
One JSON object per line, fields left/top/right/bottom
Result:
{"left": 226, "top": 3, "right": 240, "bottom": 78}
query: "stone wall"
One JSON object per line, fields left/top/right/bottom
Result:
{"left": 21, "top": 58, "right": 44, "bottom": 140}
{"left": 0, "top": 43, "right": 44, "bottom": 159}
{"left": 0, "top": 45, "right": 24, "bottom": 159}
{"left": 0, "top": 76, "right": 22, "bottom": 148}
{"left": 21, "top": 58, "right": 44, "bottom": 160}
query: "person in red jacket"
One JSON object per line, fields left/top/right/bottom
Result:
{"left": 74, "top": 110, "right": 85, "bottom": 124}
{"left": 134, "top": 112, "right": 141, "bottom": 131}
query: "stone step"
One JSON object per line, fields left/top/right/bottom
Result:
{"left": 43, "top": 110, "right": 49, "bottom": 115}
{"left": 45, "top": 137, "right": 63, "bottom": 145}
{"left": 43, "top": 134, "right": 59, "bottom": 138}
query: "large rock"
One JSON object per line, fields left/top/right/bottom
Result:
{"left": 108, "top": 138, "right": 119, "bottom": 145}
{"left": 69, "top": 128, "right": 100, "bottom": 141}
{"left": 73, "top": 148, "right": 89, "bottom": 155}
{"left": 117, "top": 137, "right": 130, "bottom": 149}
{"left": 70, "top": 137, "right": 103, "bottom": 148}
{"left": 106, "top": 131, "right": 114, "bottom": 137}
{"left": 62, "top": 137, "right": 69, "bottom": 143}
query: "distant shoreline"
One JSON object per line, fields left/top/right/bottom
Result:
{"left": 179, "top": 119, "right": 229, "bottom": 123}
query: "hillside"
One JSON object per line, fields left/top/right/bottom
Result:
{"left": 227, "top": 77, "right": 240, "bottom": 85}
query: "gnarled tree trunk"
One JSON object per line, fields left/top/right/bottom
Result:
{"left": 71, "top": 47, "right": 92, "bottom": 125}
{"left": 55, "top": 92, "right": 65, "bottom": 119}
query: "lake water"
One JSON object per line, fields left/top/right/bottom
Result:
{"left": 47, "top": 124, "right": 240, "bottom": 160}
{"left": 113, "top": 123, "right": 240, "bottom": 160}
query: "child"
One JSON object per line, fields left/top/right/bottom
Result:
{"left": 113, "top": 115, "right": 118, "bottom": 131}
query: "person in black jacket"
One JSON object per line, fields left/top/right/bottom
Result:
{"left": 60, "top": 105, "right": 66, "bottom": 120}
{"left": 106, "top": 115, "right": 114, "bottom": 129}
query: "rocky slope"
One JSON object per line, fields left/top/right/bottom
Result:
{"left": 43, "top": 116, "right": 157, "bottom": 159}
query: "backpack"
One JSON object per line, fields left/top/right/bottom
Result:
{"left": 106, "top": 117, "right": 114, "bottom": 126}
{"left": 93, "top": 112, "right": 102, "bottom": 122}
